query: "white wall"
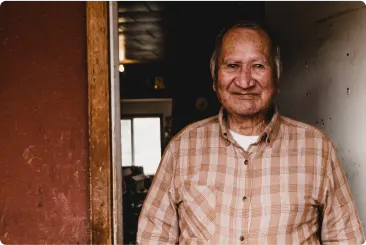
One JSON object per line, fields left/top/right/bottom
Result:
{"left": 266, "top": 1, "right": 366, "bottom": 229}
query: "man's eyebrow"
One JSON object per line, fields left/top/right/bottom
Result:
{"left": 253, "top": 56, "right": 271, "bottom": 63}
{"left": 253, "top": 58, "right": 267, "bottom": 62}
{"left": 222, "top": 59, "right": 241, "bottom": 63}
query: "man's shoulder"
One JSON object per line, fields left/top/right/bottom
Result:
{"left": 279, "top": 115, "right": 331, "bottom": 142}
{"left": 171, "top": 115, "right": 219, "bottom": 142}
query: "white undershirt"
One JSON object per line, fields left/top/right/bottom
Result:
{"left": 229, "top": 130, "right": 259, "bottom": 151}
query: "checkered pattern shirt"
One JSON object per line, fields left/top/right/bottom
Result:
{"left": 137, "top": 108, "right": 365, "bottom": 245}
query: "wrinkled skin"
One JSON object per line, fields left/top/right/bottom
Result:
{"left": 214, "top": 28, "right": 277, "bottom": 135}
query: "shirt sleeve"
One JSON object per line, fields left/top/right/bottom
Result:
{"left": 136, "top": 142, "right": 179, "bottom": 245}
{"left": 321, "top": 142, "right": 365, "bottom": 244}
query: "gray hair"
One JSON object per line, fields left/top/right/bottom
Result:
{"left": 210, "top": 21, "right": 281, "bottom": 84}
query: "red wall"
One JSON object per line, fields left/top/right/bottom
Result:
{"left": 0, "top": 2, "right": 90, "bottom": 244}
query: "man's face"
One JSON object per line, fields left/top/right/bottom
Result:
{"left": 215, "top": 28, "right": 276, "bottom": 117}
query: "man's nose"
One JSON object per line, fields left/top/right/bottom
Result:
{"left": 234, "top": 67, "right": 255, "bottom": 89}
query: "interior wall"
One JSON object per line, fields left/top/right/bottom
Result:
{"left": 120, "top": 63, "right": 171, "bottom": 99}
{"left": 266, "top": 1, "right": 366, "bottom": 230}
{"left": 0, "top": 2, "right": 90, "bottom": 244}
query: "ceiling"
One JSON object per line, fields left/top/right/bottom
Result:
{"left": 118, "top": 1, "right": 166, "bottom": 64}
{"left": 117, "top": 1, "right": 266, "bottom": 65}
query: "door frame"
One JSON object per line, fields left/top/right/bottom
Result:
{"left": 86, "top": 2, "right": 123, "bottom": 244}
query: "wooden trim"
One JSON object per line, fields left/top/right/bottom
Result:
{"left": 108, "top": 2, "right": 123, "bottom": 245}
{"left": 87, "top": 2, "right": 113, "bottom": 244}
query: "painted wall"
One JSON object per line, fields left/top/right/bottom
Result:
{"left": 0, "top": 2, "right": 90, "bottom": 244}
{"left": 266, "top": 1, "right": 366, "bottom": 230}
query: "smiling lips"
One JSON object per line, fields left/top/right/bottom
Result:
{"left": 232, "top": 92, "right": 259, "bottom": 97}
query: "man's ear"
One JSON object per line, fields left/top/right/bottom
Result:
{"left": 210, "top": 58, "right": 215, "bottom": 81}
{"left": 276, "top": 60, "right": 282, "bottom": 83}
{"left": 275, "top": 47, "right": 282, "bottom": 82}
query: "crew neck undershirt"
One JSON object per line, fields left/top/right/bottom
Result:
{"left": 229, "top": 130, "right": 259, "bottom": 151}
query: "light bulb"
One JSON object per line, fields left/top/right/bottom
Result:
{"left": 119, "top": 64, "right": 125, "bottom": 72}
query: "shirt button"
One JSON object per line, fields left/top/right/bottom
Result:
{"left": 240, "top": 236, "right": 245, "bottom": 241}
{"left": 244, "top": 160, "right": 249, "bottom": 165}
{"left": 242, "top": 196, "right": 247, "bottom": 201}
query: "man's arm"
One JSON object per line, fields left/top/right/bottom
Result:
{"left": 321, "top": 142, "right": 365, "bottom": 244}
{"left": 136, "top": 142, "right": 179, "bottom": 245}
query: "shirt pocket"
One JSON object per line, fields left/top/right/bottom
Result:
{"left": 179, "top": 183, "right": 217, "bottom": 241}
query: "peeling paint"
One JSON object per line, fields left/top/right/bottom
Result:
{"left": 23, "top": 145, "right": 42, "bottom": 165}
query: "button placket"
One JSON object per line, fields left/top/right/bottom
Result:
{"left": 242, "top": 153, "right": 252, "bottom": 238}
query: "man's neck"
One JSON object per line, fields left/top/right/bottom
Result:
{"left": 226, "top": 108, "right": 273, "bottom": 136}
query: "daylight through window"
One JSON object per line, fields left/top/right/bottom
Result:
{"left": 121, "top": 117, "right": 162, "bottom": 175}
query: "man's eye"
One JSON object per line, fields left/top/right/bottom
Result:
{"left": 253, "top": 64, "right": 265, "bottom": 69}
{"left": 227, "top": 64, "right": 238, "bottom": 69}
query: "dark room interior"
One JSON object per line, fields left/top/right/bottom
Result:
{"left": 118, "top": 2, "right": 266, "bottom": 243}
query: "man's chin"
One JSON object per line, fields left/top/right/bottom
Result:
{"left": 228, "top": 107, "right": 262, "bottom": 117}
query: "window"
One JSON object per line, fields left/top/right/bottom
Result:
{"left": 121, "top": 116, "right": 162, "bottom": 175}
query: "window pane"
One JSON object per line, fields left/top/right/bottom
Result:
{"left": 133, "top": 117, "right": 161, "bottom": 175}
{"left": 121, "top": 119, "right": 132, "bottom": 166}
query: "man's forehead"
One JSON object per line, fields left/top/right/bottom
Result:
{"left": 222, "top": 27, "right": 271, "bottom": 52}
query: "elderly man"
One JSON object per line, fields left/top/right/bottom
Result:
{"left": 136, "top": 21, "right": 365, "bottom": 245}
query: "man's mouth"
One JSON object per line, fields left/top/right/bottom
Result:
{"left": 232, "top": 92, "right": 258, "bottom": 96}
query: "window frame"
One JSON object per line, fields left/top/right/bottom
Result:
{"left": 121, "top": 114, "right": 164, "bottom": 169}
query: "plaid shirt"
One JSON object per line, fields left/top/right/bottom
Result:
{"left": 137, "top": 108, "right": 365, "bottom": 245}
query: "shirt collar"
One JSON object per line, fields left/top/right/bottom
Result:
{"left": 218, "top": 106, "right": 281, "bottom": 146}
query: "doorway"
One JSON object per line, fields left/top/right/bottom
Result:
{"left": 115, "top": 1, "right": 265, "bottom": 244}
